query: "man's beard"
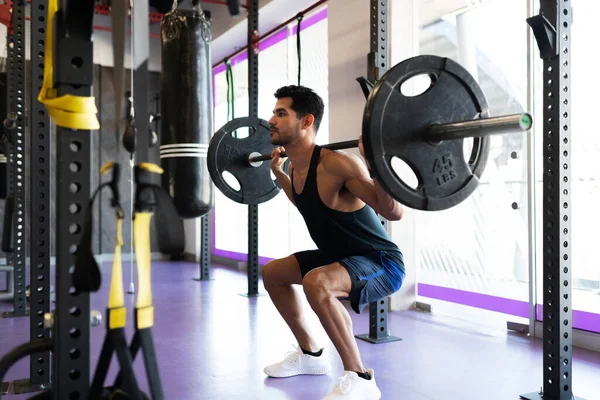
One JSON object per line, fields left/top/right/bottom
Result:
{"left": 271, "top": 129, "right": 299, "bottom": 146}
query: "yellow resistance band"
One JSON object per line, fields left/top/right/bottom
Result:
{"left": 134, "top": 212, "right": 154, "bottom": 329}
{"left": 108, "top": 217, "right": 127, "bottom": 329}
{"left": 131, "top": 163, "right": 164, "bottom": 330}
{"left": 39, "top": 0, "right": 100, "bottom": 130}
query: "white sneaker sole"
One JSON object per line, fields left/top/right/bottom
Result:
{"left": 265, "top": 366, "right": 332, "bottom": 378}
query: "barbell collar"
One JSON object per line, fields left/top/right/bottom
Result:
{"left": 427, "top": 113, "right": 532, "bottom": 142}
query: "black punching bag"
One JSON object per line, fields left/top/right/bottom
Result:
{"left": 0, "top": 151, "right": 6, "bottom": 200}
{"left": 0, "top": 71, "right": 7, "bottom": 200}
{"left": 160, "top": 7, "right": 214, "bottom": 219}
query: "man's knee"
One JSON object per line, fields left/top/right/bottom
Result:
{"left": 262, "top": 260, "right": 279, "bottom": 290}
{"left": 302, "top": 270, "right": 330, "bottom": 303}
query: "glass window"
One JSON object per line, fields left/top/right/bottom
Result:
{"left": 213, "top": 57, "right": 250, "bottom": 257}
{"left": 212, "top": 6, "right": 329, "bottom": 261}
{"left": 413, "top": 0, "right": 530, "bottom": 328}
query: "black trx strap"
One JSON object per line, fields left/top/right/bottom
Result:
{"left": 112, "top": 0, "right": 127, "bottom": 159}
{"left": 296, "top": 13, "right": 303, "bottom": 86}
{"left": 225, "top": 58, "right": 236, "bottom": 136}
{"left": 1, "top": 196, "right": 13, "bottom": 253}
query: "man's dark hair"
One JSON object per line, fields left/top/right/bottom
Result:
{"left": 274, "top": 85, "right": 325, "bottom": 133}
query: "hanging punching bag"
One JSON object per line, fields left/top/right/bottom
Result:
{"left": 0, "top": 71, "right": 7, "bottom": 200}
{"left": 0, "top": 150, "right": 6, "bottom": 200}
{"left": 160, "top": 6, "right": 214, "bottom": 219}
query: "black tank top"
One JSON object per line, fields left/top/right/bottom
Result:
{"left": 291, "top": 145, "right": 400, "bottom": 259}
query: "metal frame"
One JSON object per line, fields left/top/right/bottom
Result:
{"left": 4, "top": 52, "right": 14, "bottom": 279}
{"left": 194, "top": 215, "right": 212, "bottom": 281}
{"left": 525, "top": 0, "right": 538, "bottom": 340}
{"left": 521, "top": 1, "right": 583, "bottom": 399}
{"left": 1, "top": 78, "right": 14, "bottom": 305}
{"left": 242, "top": 0, "right": 262, "bottom": 298}
{"left": 355, "top": 0, "right": 401, "bottom": 345}
{"left": 2, "top": 0, "right": 27, "bottom": 320}
{"left": 51, "top": 1, "right": 96, "bottom": 398}
{"left": 11, "top": 0, "right": 53, "bottom": 394}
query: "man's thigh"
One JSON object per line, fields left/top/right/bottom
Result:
{"left": 262, "top": 254, "right": 304, "bottom": 285}
{"left": 338, "top": 251, "right": 406, "bottom": 313}
{"left": 294, "top": 250, "right": 339, "bottom": 279}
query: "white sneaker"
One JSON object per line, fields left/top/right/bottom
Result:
{"left": 264, "top": 345, "right": 332, "bottom": 378}
{"left": 321, "top": 369, "right": 382, "bottom": 400}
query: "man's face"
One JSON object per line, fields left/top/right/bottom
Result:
{"left": 268, "top": 97, "right": 304, "bottom": 146}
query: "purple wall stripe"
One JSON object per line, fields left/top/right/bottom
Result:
{"left": 259, "top": 27, "right": 289, "bottom": 51}
{"left": 419, "top": 283, "right": 600, "bottom": 333}
{"left": 213, "top": 247, "right": 274, "bottom": 266}
{"left": 418, "top": 283, "right": 530, "bottom": 318}
{"left": 536, "top": 305, "right": 600, "bottom": 334}
{"left": 213, "top": 49, "right": 247, "bottom": 75}
{"left": 292, "top": 7, "right": 328, "bottom": 36}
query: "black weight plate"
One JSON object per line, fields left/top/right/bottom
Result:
{"left": 207, "top": 117, "right": 287, "bottom": 205}
{"left": 362, "top": 55, "right": 490, "bottom": 211}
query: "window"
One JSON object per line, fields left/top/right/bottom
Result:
{"left": 212, "top": 7, "right": 329, "bottom": 261}
{"left": 414, "top": 0, "right": 530, "bottom": 328}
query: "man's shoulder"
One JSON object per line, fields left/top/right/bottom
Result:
{"left": 319, "top": 149, "right": 364, "bottom": 177}
{"left": 320, "top": 148, "right": 361, "bottom": 167}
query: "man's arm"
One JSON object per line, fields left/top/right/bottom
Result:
{"left": 323, "top": 146, "right": 403, "bottom": 221}
{"left": 272, "top": 166, "right": 295, "bottom": 205}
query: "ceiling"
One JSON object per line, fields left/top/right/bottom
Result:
{"left": 199, "top": 0, "right": 486, "bottom": 66}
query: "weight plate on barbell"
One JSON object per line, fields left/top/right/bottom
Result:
{"left": 362, "top": 55, "right": 491, "bottom": 211}
{"left": 207, "top": 116, "right": 288, "bottom": 205}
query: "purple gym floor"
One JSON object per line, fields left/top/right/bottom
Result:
{"left": 1, "top": 261, "right": 599, "bottom": 399}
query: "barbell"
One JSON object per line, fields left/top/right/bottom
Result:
{"left": 207, "top": 55, "right": 533, "bottom": 211}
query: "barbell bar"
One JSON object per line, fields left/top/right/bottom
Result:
{"left": 246, "top": 112, "right": 533, "bottom": 164}
{"left": 207, "top": 55, "right": 535, "bottom": 210}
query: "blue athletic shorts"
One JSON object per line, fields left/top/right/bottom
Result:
{"left": 293, "top": 249, "right": 406, "bottom": 314}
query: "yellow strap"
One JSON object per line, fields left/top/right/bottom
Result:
{"left": 39, "top": 0, "right": 100, "bottom": 130}
{"left": 108, "top": 217, "right": 126, "bottom": 329}
{"left": 139, "top": 162, "right": 164, "bottom": 174}
{"left": 134, "top": 212, "right": 154, "bottom": 329}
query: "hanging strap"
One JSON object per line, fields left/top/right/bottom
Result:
{"left": 225, "top": 58, "right": 236, "bottom": 137}
{"left": 112, "top": 0, "right": 128, "bottom": 158}
{"left": 226, "top": 59, "right": 234, "bottom": 121}
{"left": 38, "top": 0, "right": 99, "bottom": 130}
{"left": 296, "top": 13, "right": 304, "bottom": 86}
{"left": 73, "top": 162, "right": 124, "bottom": 294}
{"left": 108, "top": 214, "right": 126, "bottom": 328}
